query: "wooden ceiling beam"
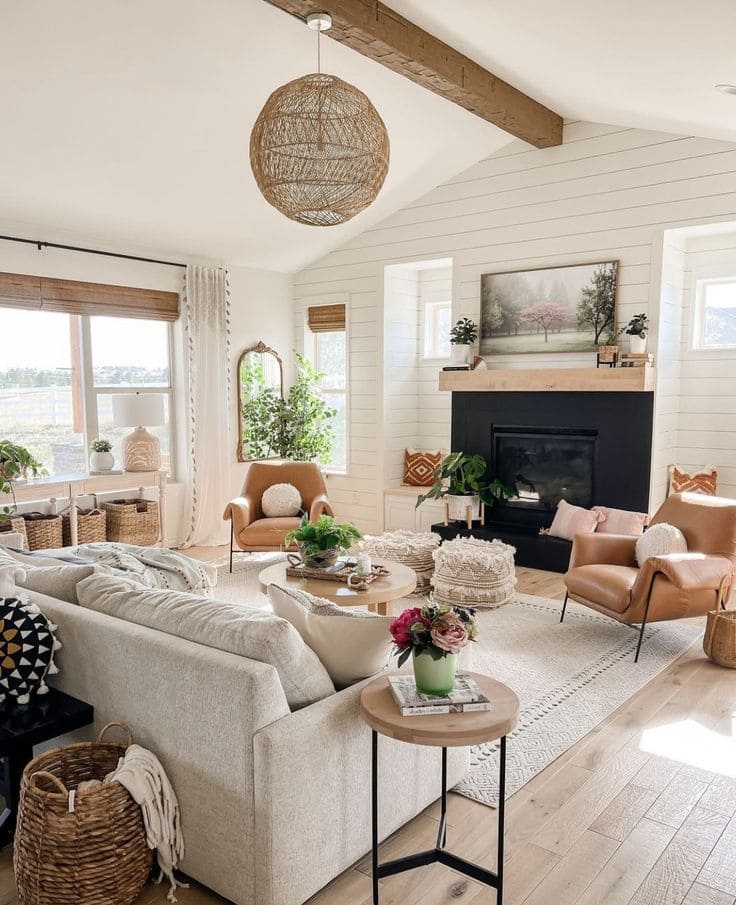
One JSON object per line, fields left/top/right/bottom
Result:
{"left": 262, "top": 0, "right": 563, "bottom": 148}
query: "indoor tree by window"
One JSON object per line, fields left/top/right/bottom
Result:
{"left": 308, "top": 304, "right": 347, "bottom": 473}
{"left": 694, "top": 277, "right": 736, "bottom": 349}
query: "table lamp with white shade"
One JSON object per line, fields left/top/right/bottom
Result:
{"left": 112, "top": 393, "right": 166, "bottom": 472}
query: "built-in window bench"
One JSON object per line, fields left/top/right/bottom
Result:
{"left": 384, "top": 486, "right": 445, "bottom": 533}
{"left": 0, "top": 471, "right": 167, "bottom": 548}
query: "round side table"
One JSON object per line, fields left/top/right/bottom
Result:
{"left": 359, "top": 672, "right": 519, "bottom": 905}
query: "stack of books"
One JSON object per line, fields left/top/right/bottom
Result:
{"left": 388, "top": 674, "right": 492, "bottom": 716}
{"left": 620, "top": 352, "right": 654, "bottom": 368}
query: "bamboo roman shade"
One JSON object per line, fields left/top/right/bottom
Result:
{"left": 307, "top": 303, "right": 346, "bottom": 333}
{"left": 0, "top": 271, "right": 180, "bottom": 322}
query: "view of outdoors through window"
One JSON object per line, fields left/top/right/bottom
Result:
{"left": 699, "top": 279, "right": 736, "bottom": 348}
{"left": 315, "top": 330, "right": 347, "bottom": 472}
{"left": 424, "top": 300, "right": 452, "bottom": 358}
{"left": 0, "top": 308, "right": 173, "bottom": 477}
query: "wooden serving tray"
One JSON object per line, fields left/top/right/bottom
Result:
{"left": 285, "top": 557, "right": 390, "bottom": 591}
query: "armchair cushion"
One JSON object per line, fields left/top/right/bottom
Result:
{"left": 240, "top": 517, "right": 301, "bottom": 548}
{"left": 569, "top": 532, "right": 638, "bottom": 569}
{"left": 565, "top": 564, "right": 638, "bottom": 613}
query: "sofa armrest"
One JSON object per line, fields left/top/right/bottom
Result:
{"left": 569, "top": 532, "right": 638, "bottom": 569}
{"left": 309, "top": 493, "right": 334, "bottom": 521}
{"left": 223, "top": 495, "right": 255, "bottom": 533}
{"left": 646, "top": 553, "right": 734, "bottom": 591}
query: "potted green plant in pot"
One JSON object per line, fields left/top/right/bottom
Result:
{"left": 0, "top": 441, "right": 46, "bottom": 532}
{"left": 416, "top": 452, "right": 513, "bottom": 523}
{"left": 449, "top": 317, "right": 478, "bottom": 364}
{"left": 89, "top": 438, "right": 114, "bottom": 473}
{"left": 285, "top": 513, "right": 362, "bottom": 570}
{"left": 390, "top": 603, "right": 478, "bottom": 695}
{"left": 625, "top": 313, "right": 649, "bottom": 354}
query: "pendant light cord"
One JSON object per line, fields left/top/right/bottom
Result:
{"left": 317, "top": 24, "right": 321, "bottom": 73}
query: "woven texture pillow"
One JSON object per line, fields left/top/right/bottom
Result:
{"left": 545, "top": 500, "right": 603, "bottom": 541}
{"left": 403, "top": 449, "right": 443, "bottom": 487}
{"left": 269, "top": 583, "right": 394, "bottom": 688}
{"left": 261, "top": 482, "right": 302, "bottom": 518}
{"left": 669, "top": 465, "right": 717, "bottom": 496}
{"left": 635, "top": 523, "right": 688, "bottom": 567}
{"left": 592, "top": 506, "right": 650, "bottom": 536}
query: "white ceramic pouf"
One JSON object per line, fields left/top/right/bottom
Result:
{"left": 358, "top": 530, "right": 441, "bottom": 591}
{"left": 431, "top": 536, "right": 516, "bottom": 609}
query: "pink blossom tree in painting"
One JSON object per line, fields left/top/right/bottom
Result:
{"left": 519, "top": 302, "right": 567, "bottom": 343}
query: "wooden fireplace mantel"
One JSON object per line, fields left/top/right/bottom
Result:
{"left": 438, "top": 366, "right": 655, "bottom": 393}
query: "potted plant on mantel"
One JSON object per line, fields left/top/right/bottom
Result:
{"left": 415, "top": 452, "right": 513, "bottom": 522}
{"left": 285, "top": 513, "right": 362, "bottom": 570}
{"left": 449, "top": 317, "right": 478, "bottom": 364}
{"left": 625, "top": 313, "right": 649, "bottom": 354}
{"left": 0, "top": 440, "right": 46, "bottom": 534}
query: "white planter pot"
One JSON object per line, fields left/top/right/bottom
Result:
{"left": 451, "top": 343, "right": 471, "bottom": 364}
{"left": 446, "top": 494, "right": 481, "bottom": 522}
{"left": 90, "top": 450, "right": 114, "bottom": 472}
{"left": 628, "top": 334, "right": 647, "bottom": 354}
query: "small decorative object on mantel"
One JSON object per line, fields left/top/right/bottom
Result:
{"left": 250, "top": 13, "right": 389, "bottom": 226}
{"left": 389, "top": 602, "right": 478, "bottom": 696}
{"left": 625, "top": 312, "right": 649, "bottom": 354}
{"left": 89, "top": 438, "right": 115, "bottom": 473}
{"left": 449, "top": 317, "right": 478, "bottom": 364}
{"left": 284, "top": 513, "right": 362, "bottom": 570}
{"left": 620, "top": 352, "right": 654, "bottom": 368}
{"left": 415, "top": 452, "right": 513, "bottom": 529}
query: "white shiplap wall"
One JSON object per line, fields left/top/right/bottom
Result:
{"left": 294, "top": 121, "right": 736, "bottom": 529}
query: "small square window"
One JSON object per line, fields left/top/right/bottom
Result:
{"left": 423, "top": 301, "right": 452, "bottom": 359}
{"left": 694, "top": 278, "right": 736, "bottom": 350}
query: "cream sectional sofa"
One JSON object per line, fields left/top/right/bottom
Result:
{"left": 23, "top": 573, "right": 468, "bottom": 905}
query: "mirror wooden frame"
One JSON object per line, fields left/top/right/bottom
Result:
{"left": 236, "top": 341, "right": 285, "bottom": 462}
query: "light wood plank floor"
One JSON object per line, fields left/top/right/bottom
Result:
{"left": 4, "top": 559, "right": 735, "bottom": 905}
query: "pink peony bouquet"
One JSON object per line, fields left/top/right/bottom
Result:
{"left": 389, "top": 603, "right": 478, "bottom": 667}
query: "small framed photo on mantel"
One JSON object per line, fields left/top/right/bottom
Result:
{"left": 479, "top": 260, "right": 619, "bottom": 356}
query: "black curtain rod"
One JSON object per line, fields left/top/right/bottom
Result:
{"left": 0, "top": 234, "right": 186, "bottom": 269}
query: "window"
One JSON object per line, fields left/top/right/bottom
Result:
{"left": 314, "top": 329, "right": 347, "bottom": 473}
{"left": 0, "top": 308, "right": 175, "bottom": 477}
{"left": 423, "top": 300, "right": 452, "bottom": 358}
{"left": 694, "top": 277, "right": 736, "bottom": 350}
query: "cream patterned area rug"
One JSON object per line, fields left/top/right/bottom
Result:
{"left": 212, "top": 566, "right": 701, "bottom": 809}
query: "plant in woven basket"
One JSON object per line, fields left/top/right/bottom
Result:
{"left": 0, "top": 441, "right": 46, "bottom": 525}
{"left": 285, "top": 513, "right": 362, "bottom": 569}
{"left": 416, "top": 452, "right": 513, "bottom": 522}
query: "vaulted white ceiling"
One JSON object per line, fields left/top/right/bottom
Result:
{"left": 1, "top": 1, "right": 735, "bottom": 273}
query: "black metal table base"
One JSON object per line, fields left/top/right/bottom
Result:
{"left": 371, "top": 732, "right": 507, "bottom": 904}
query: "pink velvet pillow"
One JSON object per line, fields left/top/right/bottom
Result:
{"left": 592, "top": 506, "right": 650, "bottom": 536}
{"left": 544, "top": 499, "right": 604, "bottom": 541}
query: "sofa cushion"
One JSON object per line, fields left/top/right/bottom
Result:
{"left": 566, "top": 564, "right": 638, "bottom": 613}
{"left": 0, "top": 547, "right": 96, "bottom": 604}
{"left": 76, "top": 572, "right": 334, "bottom": 709}
{"left": 240, "top": 517, "right": 301, "bottom": 547}
{"left": 269, "top": 584, "right": 394, "bottom": 688}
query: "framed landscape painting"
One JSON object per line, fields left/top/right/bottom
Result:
{"left": 480, "top": 260, "right": 619, "bottom": 355}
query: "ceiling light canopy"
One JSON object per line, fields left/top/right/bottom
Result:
{"left": 249, "top": 12, "right": 390, "bottom": 227}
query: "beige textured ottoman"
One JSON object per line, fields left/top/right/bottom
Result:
{"left": 358, "top": 530, "right": 441, "bottom": 591}
{"left": 431, "top": 536, "right": 516, "bottom": 608}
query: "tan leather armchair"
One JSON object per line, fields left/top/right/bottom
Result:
{"left": 563, "top": 492, "right": 736, "bottom": 661}
{"left": 223, "top": 461, "right": 333, "bottom": 569}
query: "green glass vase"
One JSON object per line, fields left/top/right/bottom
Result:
{"left": 413, "top": 649, "right": 458, "bottom": 696}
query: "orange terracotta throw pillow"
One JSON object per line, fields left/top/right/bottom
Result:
{"left": 404, "top": 449, "right": 443, "bottom": 487}
{"left": 669, "top": 464, "right": 717, "bottom": 496}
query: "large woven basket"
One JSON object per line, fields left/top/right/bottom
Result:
{"left": 14, "top": 722, "right": 153, "bottom": 905}
{"left": 22, "top": 512, "right": 63, "bottom": 551}
{"left": 0, "top": 515, "right": 28, "bottom": 548}
{"left": 62, "top": 507, "right": 107, "bottom": 546}
{"left": 704, "top": 609, "right": 736, "bottom": 668}
{"left": 102, "top": 498, "right": 159, "bottom": 546}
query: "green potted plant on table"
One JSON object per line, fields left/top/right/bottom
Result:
{"left": 285, "top": 513, "right": 362, "bottom": 570}
{"left": 625, "top": 313, "right": 649, "bottom": 354}
{"left": 416, "top": 452, "right": 513, "bottom": 523}
{"left": 449, "top": 317, "right": 478, "bottom": 364}
{"left": 0, "top": 441, "right": 46, "bottom": 530}
{"left": 390, "top": 603, "right": 478, "bottom": 695}
{"left": 89, "top": 438, "right": 114, "bottom": 473}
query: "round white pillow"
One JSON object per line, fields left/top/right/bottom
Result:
{"left": 635, "top": 522, "right": 687, "bottom": 567}
{"left": 261, "top": 483, "right": 302, "bottom": 518}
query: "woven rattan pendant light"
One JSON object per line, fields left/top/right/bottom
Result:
{"left": 250, "top": 12, "right": 390, "bottom": 227}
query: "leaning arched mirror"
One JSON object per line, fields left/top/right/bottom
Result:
{"left": 237, "top": 341, "right": 284, "bottom": 461}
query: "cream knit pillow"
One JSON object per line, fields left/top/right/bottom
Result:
{"left": 635, "top": 523, "right": 688, "bottom": 568}
{"left": 261, "top": 482, "right": 302, "bottom": 518}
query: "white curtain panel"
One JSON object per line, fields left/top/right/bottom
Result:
{"left": 181, "top": 265, "right": 231, "bottom": 548}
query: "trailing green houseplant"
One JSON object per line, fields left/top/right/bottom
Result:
{"left": 285, "top": 513, "right": 362, "bottom": 569}
{"left": 0, "top": 441, "right": 46, "bottom": 525}
{"left": 416, "top": 452, "right": 513, "bottom": 521}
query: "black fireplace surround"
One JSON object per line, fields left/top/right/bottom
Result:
{"left": 432, "top": 391, "right": 654, "bottom": 572}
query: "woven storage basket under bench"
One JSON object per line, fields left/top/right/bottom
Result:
{"left": 102, "top": 498, "right": 160, "bottom": 546}
{"left": 22, "top": 513, "right": 63, "bottom": 551}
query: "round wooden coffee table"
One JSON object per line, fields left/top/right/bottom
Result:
{"left": 360, "top": 672, "right": 519, "bottom": 905}
{"left": 257, "top": 557, "right": 417, "bottom": 616}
